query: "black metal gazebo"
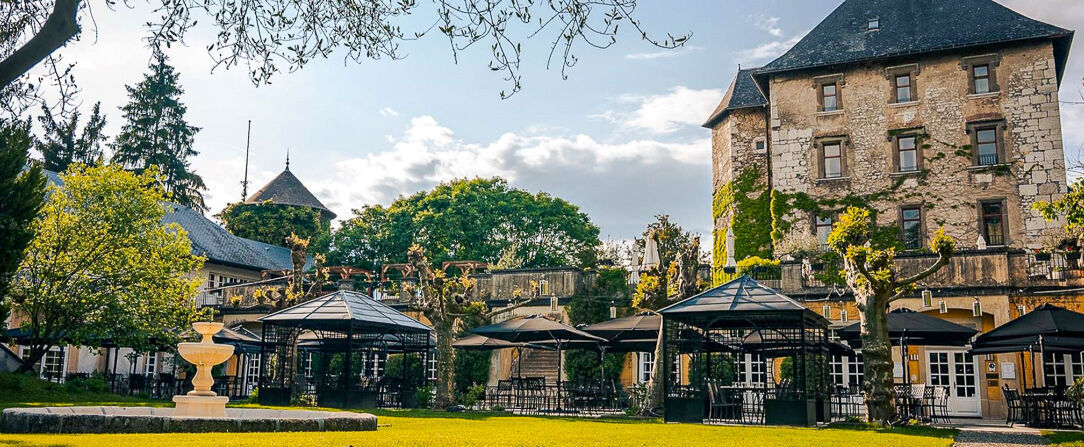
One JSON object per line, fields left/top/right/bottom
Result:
{"left": 257, "top": 290, "right": 433, "bottom": 409}
{"left": 658, "top": 276, "right": 831, "bottom": 426}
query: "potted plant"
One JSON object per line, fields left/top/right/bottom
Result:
{"left": 1035, "top": 251, "right": 1052, "bottom": 262}
{"left": 1051, "top": 266, "right": 1065, "bottom": 280}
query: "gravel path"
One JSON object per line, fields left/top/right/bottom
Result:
{"left": 953, "top": 427, "right": 1048, "bottom": 447}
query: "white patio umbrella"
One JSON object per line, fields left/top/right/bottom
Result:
{"left": 642, "top": 233, "right": 660, "bottom": 270}
{"left": 725, "top": 227, "right": 737, "bottom": 268}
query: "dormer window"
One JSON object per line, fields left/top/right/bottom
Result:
{"left": 868, "top": 18, "right": 880, "bottom": 30}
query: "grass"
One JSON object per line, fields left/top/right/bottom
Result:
{"left": 0, "top": 374, "right": 958, "bottom": 447}
{"left": 1045, "top": 430, "right": 1084, "bottom": 446}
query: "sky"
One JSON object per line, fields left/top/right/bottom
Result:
{"left": 30, "top": 0, "right": 1084, "bottom": 244}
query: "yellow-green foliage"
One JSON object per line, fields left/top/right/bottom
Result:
{"left": 736, "top": 256, "right": 780, "bottom": 276}
{"left": 0, "top": 410, "right": 957, "bottom": 447}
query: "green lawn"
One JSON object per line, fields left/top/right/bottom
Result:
{"left": 0, "top": 374, "right": 957, "bottom": 447}
{"left": 1045, "top": 431, "right": 1084, "bottom": 446}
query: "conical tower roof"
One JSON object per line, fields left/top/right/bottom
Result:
{"left": 246, "top": 168, "right": 335, "bottom": 219}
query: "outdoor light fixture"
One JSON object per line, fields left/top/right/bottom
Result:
{"left": 539, "top": 279, "right": 550, "bottom": 296}
{"left": 921, "top": 290, "right": 933, "bottom": 308}
{"left": 610, "top": 301, "right": 617, "bottom": 319}
{"left": 550, "top": 296, "right": 558, "bottom": 312}
{"left": 973, "top": 300, "right": 982, "bottom": 317}
{"left": 939, "top": 300, "right": 948, "bottom": 314}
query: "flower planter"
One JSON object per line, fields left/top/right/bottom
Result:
{"left": 1051, "top": 270, "right": 1065, "bottom": 281}
{"left": 810, "top": 263, "right": 825, "bottom": 272}
{"left": 1035, "top": 252, "right": 1052, "bottom": 261}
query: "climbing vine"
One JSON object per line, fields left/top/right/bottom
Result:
{"left": 712, "top": 168, "right": 773, "bottom": 284}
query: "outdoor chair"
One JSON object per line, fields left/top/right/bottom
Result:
{"left": 931, "top": 386, "right": 949, "bottom": 424}
{"left": 1003, "top": 386, "right": 1023, "bottom": 427}
{"left": 496, "top": 380, "right": 513, "bottom": 409}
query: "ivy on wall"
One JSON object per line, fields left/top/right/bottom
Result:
{"left": 712, "top": 168, "right": 773, "bottom": 285}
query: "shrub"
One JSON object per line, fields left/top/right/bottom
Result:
{"left": 64, "top": 374, "right": 110, "bottom": 393}
{"left": 459, "top": 384, "right": 486, "bottom": 408}
{"left": 414, "top": 384, "right": 435, "bottom": 409}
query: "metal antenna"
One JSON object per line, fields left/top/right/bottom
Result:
{"left": 241, "top": 120, "right": 251, "bottom": 200}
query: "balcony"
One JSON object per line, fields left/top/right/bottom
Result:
{"left": 779, "top": 249, "right": 1084, "bottom": 297}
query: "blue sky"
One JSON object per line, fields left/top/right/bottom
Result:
{"left": 43, "top": 0, "right": 1084, "bottom": 243}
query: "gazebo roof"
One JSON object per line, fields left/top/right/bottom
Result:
{"left": 659, "top": 276, "right": 818, "bottom": 319}
{"left": 260, "top": 290, "right": 432, "bottom": 334}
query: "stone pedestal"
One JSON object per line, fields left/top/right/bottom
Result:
{"left": 172, "top": 395, "right": 230, "bottom": 418}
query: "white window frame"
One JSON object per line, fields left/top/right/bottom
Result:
{"left": 144, "top": 353, "right": 157, "bottom": 375}
{"left": 637, "top": 352, "right": 654, "bottom": 383}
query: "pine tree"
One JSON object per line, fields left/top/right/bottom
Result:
{"left": 0, "top": 118, "right": 47, "bottom": 323}
{"left": 37, "top": 102, "right": 109, "bottom": 172}
{"left": 113, "top": 51, "right": 207, "bottom": 212}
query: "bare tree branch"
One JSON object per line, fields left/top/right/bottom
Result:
{"left": 0, "top": 0, "right": 79, "bottom": 92}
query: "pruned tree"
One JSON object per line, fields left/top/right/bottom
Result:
{"left": 826, "top": 206, "right": 956, "bottom": 423}
{"left": 404, "top": 243, "right": 531, "bottom": 408}
{"left": 8, "top": 164, "right": 206, "bottom": 371}
{"left": 37, "top": 101, "right": 107, "bottom": 172}
{"left": 1034, "top": 178, "right": 1084, "bottom": 241}
{"left": 1, "top": 0, "right": 688, "bottom": 107}
{"left": 0, "top": 118, "right": 47, "bottom": 326}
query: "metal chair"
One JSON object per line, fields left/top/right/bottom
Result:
{"left": 1002, "top": 386, "right": 1024, "bottom": 427}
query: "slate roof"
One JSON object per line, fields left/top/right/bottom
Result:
{"left": 758, "top": 0, "right": 1073, "bottom": 82}
{"left": 702, "top": 68, "right": 767, "bottom": 128}
{"left": 659, "top": 275, "right": 813, "bottom": 316}
{"left": 246, "top": 169, "right": 336, "bottom": 219}
{"left": 40, "top": 169, "right": 307, "bottom": 273}
{"left": 162, "top": 204, "right": 306, "bottom": 271}
{"left": 260, "top": 290, "right": 433, "bottom": 334}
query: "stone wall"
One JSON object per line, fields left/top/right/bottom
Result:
{"left": 767, "top": 41, "right": 1068, "bottom": 250}
{"left": 711, "top": 108, "right": 769, "bottom": 192}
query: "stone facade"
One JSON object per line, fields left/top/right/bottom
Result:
{"left": 751, "top": 41, "right": 1069, "bottom": 251}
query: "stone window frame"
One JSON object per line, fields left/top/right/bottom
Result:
{"left": 888, "top": 127, "right": 925, "bottom": 174}
{"left": 977, "top": 198, "right": 1009, "bottom": 247}
{"left": 752, "top": 137, "right": 767, "bottom": 154}
{"left": 811, "top": 210, "right": 837, "bottom": 250}
{"left": 966, "top": 119, "right": 1008, "bottom": 166}
{"left": 885, "top": 63, "right": 920, "bottom": 104}
{"left": 899, "top": 204, "right": 926, "bottom": 250}
{"left": 960, "top": 53, "right": 1001, "bottom": 95}
{"left": 815, "top": 135, "right": 850, "bottom": 180}
{"left": 813, "top": 74, "right": 845, "bottom": 113}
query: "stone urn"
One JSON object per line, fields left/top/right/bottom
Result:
{"left": 173, "top": 322, "right": 234, "bottom": 417}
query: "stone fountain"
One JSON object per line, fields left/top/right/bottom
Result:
{"left": 0, "top": 322, "right": 377, "bottom": 434}
{"left": 172, "top": 321, "right": 234, "bottom": 417}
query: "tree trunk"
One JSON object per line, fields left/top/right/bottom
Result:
{"left": 433, "top": 320, "right": 456, "bottom": 409}
{"left": 0, "top": 0, "right": 81, "bottom": 91}
{"left": 859, "top": 294, "right": 896, "bottom": 424}
{"left": 16, "top": 344, "right": 48, "bottom": 374}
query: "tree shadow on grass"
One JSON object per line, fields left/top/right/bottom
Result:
{"left": 825, "top": 422, "right": 957, "bottom": 439}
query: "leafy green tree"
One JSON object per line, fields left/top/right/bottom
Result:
{"left": 112, "top": 51, "right": 207, "bottom": 212}
{"left": 565, "top": 267, "right": 630, "bottom": 384}
{"left": 8, "top": 164, "right": 205, "bottom": 372}
{"left": 827, "top": 206, "right": 955, "bottom": 423}
{"left": 1034, "top": 178, "right": 1084, "bottom": 240}
{"left": 37, "top": 101, "right": 107, "bottom": 172}
{"left": 217, "top": 201, "right": 330, "bottom": 251}
{"left": 0, "top": 118, "right": 47, "bottom": 325}
{"left": 329, "top": 178, "right": 600, "bottom": 269}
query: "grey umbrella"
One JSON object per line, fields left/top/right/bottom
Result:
{"left": 471, "top": 315, "right": 606, "bottom": 410}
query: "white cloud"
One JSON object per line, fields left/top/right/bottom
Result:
{"left": 753, "top": 15, "right": 784, "bottom": 38}
{"left": 594, "top": 86, "right": 724, "bottom": 134}
{"left": 736, "top": 32, "right": 806, "bottom": 65}
{"left": 625, "top": 46, "right": 703, "bottom": 61}
{"left": 379, "top": 107, "right": 399, "bottom": 117}
{"left": 286, "top": 111, "right": 712, "bottom": 240}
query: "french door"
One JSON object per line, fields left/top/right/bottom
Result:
{"left": 927, "top": 350, "right": 980, "bottom": 416}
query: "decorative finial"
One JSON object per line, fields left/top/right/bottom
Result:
{"left": 285, "top": 148, "right": 290, "bottom": 171}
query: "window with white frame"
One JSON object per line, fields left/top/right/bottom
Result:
{"left": 830, "top": 355, "right": 845, "bottom": 386}
{"left": 21, "top": 346, "right": 67, "bottom": 382}
{"left": 145, "top": 353, "right": 157, "bottom": 375}
{"left": 427, "top": 350, "right": 438, "bottom": 381}
{"left": 829, "top": 353, "right": 864, "bottom": 388}
{"left": 1044, "top": 352, "right": 1068, "bottom": 387}
{"left": 848, "top": 353, "right": 865, "bottom": 387}
{"left": 247, "top": 355, "right": 260, "bottom": 379}
{"left": 673, "top": 355, "right": 682, "bottom": 383}
{"left": 638, "top": 352, "right": 654, "bottom": 383}
{"left": 303, "top": 352, "right": 314, "bottom": 380}
{"left": 736, "top": 353, "right": 768, "bottom": 386}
